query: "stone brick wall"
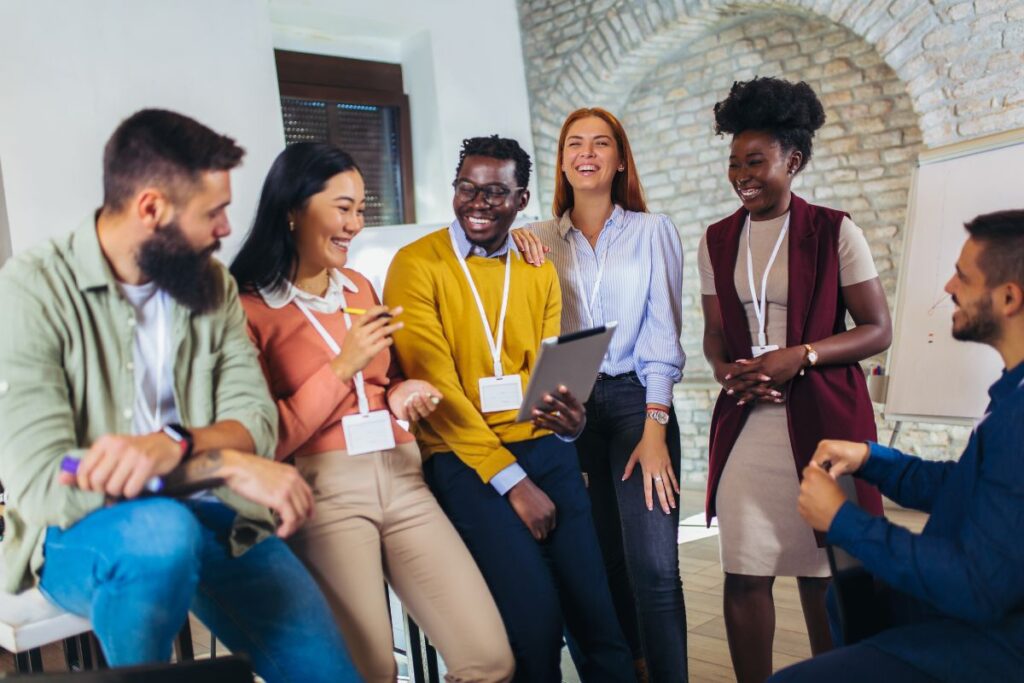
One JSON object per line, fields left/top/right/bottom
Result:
{"left": 515, "top": 0, "right": 1023, "bottom": 481}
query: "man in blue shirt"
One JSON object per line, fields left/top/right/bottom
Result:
{"left": 771, "top": 210, "right": 1024, "bottom": 683}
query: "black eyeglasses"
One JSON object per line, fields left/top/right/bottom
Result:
{"left": 452, "top": 180, "right": 525, "bottom": 207}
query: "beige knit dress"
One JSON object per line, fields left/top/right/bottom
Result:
{"left": 697, "top": 212, "right": 878, "bottom": 576}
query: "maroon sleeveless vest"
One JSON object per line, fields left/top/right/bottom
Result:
{"left": 704, "top": 193, "right": 883, "bottom": 538}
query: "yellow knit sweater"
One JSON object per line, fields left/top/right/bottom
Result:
{"left": 383, "top": 227, "right": 561, "bottom": 483}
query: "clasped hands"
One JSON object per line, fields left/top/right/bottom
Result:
{"left": 716, "top": 345, "right": 807, "bottom": 405}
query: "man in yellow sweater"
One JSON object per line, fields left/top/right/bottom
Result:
{"left": 384, "top": 136, "right": 633, "bottom": 682}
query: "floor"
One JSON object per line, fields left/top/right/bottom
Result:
{"left": 2, "top": 488, "right": 927, "bottom": 681}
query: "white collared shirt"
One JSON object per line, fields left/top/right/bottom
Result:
{"left": 258, "top": 269, "right": 360, "bottom": 312}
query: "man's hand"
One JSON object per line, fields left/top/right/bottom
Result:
{"left": 507, "top": 476, "right": 556, "bottom": 541}
{"left": 797, "top": 462, "right": 847, "bottom": 532}
{"left": 388, "top": 379, "right": 443, "bottom": 422}
{"left": 811, "top": 439, "right": 870, "bottom": 478}
{"left": 530, "top": 385, "right": 585, "bottom": 437}
{"left": 509, "top": 228, "right": 550, "bottom": 266}
{"left": 60, "top": 432, "right": 185, "bottom": 499}
{"left": 214, "top": 450, "right": 315, "bottom": 538}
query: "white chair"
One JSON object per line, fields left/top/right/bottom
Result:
{"left": 0, "top": 545, "right": 93, "bottom": 673}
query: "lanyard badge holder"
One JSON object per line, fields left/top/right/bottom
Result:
{"left": 295, "top": 299, "right": 396, "bottom": 456}
{"left": 568, "top": 232, "right": 610, "bottom": 330}
{"left": 449, "top": 231, "right": 523, "bottom": 413}
{"left": 746, "top": 214, "right": 789, "bottom": 358}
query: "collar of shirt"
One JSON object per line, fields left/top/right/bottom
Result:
{"left": 555, "top": 204, "right": 626, "bottom": 240}
{"left": 989, "top": 359, "right": 1024, "bottom": 404}
{"left": 448, "top": 220, "right": 518, "bottom": 259}
{"left": 258, "top": 269, "right": 359, "bottom": 313}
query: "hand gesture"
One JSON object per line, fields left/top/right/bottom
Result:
{"left": 219, "top": 451, "right": 315, "bottom": 538}
{"left": 510, "top": 228, "right": 550, "bottom": 266}
{"left": 331, "top": 306, "right": 404, "bottom": 382}
{"left": 623, "top": 431, "right": 680, "bottom": 514}
{"left": 810, "top": 439, "right": 870, "bottom": 478}
{"left": 60, "top": 432, "right": 185, "bottom": 499}
{"left": 530, "top": 385, "right": 585, "bottom": 437}
{"left": 388, "top": 379, "right": 443, "bottom": 421}
{"left": 507, "top": 476, "right": 557, "bottom": 541}
{"left": 797, "top": 462, "right": 847, "bottom": 532}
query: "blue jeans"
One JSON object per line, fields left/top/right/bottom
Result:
{"left": 424, "top": 435, "right": 634, "bottom": 683}
{"left": 575, "top": 374, "right": 688, "bottom": 682}
{"left": 39, "top": 498, "right": 360, "bottom": 683}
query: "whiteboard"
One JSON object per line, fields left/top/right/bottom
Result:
{"left": 884, "top": 130, "right": 1024, "bottom": 423}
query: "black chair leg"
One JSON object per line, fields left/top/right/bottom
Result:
{"left": 79, "top": 633, "right": 95, "bottom": 669}
{"left": 15, "top": 647, "right": 44, "bottom": 673}
{"left": 174, "top": 618, "right": 195, "bottom": 662}
{"left": 425, "top": 635, "right": 440, "bottom": 683}
{"left": 63, "top": 636, "right": 83, "bottom": 671}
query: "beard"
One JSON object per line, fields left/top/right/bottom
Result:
{"left": 951, "top": 294, "right": 1000, "bottom": 344}
{"left": 137, "top": 220, "right": 224, "bottom": 314}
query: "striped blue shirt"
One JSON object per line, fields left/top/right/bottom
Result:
{"left": 529, "top": 205, "right": 685, "bottom": 406}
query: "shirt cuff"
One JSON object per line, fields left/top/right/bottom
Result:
{"left": 858, "top": 441, "right": 900, "bottom": 482}
{"left": 643, "top": 373, "right": 675, "bottom": 407}
{"left": 825, "top": 499, "right": 871, "bottom": 546}
{"left": 555, "top": 413, "right": 587, "bottom": 443}
{"left": 490, "top": 463, "right": 527, "bottom": 496}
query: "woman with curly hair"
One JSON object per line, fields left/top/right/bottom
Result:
{"left": 698, "top": 77, "right": 891, "bottom": 682}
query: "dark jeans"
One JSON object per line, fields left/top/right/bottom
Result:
{"left": 424, "top": 435, "right": 634, "bottom": 683}
{"left": 576, "top": 374, "right": 688, "bottom": 683}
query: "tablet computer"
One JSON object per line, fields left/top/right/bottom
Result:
{"left": 515, "top": 322, "right": 617, "bottom": 422}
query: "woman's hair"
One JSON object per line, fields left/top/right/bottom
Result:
{"left": 231, "top": 142, "right": 360, "bottom": 295}
{"left": 552, "top": 107, "right": 647, "bottom": 217}
{"left": 713, "top": 77, "right": 826, "bottom": 172}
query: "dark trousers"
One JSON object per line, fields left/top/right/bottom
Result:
{"left": 767, "top": 644, "right": 940, "bottom": 682}
{"left": 424, "top": 435, "right": 634, "bottom": 683}
{"left": 576, "top": 374, "right": 688, "bottom": 682}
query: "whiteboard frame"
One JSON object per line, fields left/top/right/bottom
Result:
{"left": 881, "top": 128, "right": 1024, "bottom": 425}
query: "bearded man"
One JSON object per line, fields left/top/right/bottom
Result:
{"left": 0, "top": 109, "right": 359, "bottom": 682}
{"left": 772, "top": 209, "right": 1024, "bottom": 682}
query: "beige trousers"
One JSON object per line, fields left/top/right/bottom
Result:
{"left": 289, "top": 443, "right": 514, "bottom": 683}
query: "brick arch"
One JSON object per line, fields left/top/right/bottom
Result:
{"left": 521, "top": 0, "right": 1024, "bottom": 211}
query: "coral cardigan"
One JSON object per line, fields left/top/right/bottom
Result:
{"left": 241, "top": 268, "right": 414, "bottom": 460}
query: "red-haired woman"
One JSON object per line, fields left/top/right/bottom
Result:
{"left": 514, "top": 108, "right": 688, "bottom": 682}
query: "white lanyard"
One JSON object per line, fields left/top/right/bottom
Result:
{"left": 449, "top": 230, "right": 513, "bottom": 377}
{"left": 568, "top": 232, "right": 609, "bottom": 328}
{"left": 745, "top": 213, "right": 790, "bottom": 348}
{"left": 136, "top": 291, "right": 168, "bottom": 432}
{"left": 294, "top": 299, "right": 371, "bottom": 415}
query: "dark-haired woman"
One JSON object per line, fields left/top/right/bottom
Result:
{"left": 231, "top": 143, "right": 514, "bottom": 683}
{"left": 699, "top": 77, "right": 890, "bottom": 683}
{"left": 514, "top": 108, "right": 688, "bottom": 683}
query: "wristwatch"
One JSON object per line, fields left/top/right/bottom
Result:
{"left": 646, "top": 408, "right": 670, "bottom": 425}
{"left": 162, "top": 423, "right": 194, "bottom": 459}
{"left": 799, "top": 344, "right": 819, "bottom": 376}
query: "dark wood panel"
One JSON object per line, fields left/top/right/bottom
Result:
{"left": 275, "top": 49, "right": 403, "bottom": 93}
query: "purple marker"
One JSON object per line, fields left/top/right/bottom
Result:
{"left": 60, "top": 455, "right": 165, "bottom": 494}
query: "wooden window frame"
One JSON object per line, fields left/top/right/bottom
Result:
{"left": 275, "top": 50, "right": 416, "bottom": 224}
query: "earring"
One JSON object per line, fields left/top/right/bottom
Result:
{"left": 618, "top": 166, "right": 625, "bottom": 172}
{"left": 288, "top": 220, "right": 295, "bottom": 232}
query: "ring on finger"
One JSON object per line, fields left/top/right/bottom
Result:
{"left": 653, "top": 474, "right": 663, "bottom": 483}
{"left": 551, "top": 410, "right": 561, "bottom": 417}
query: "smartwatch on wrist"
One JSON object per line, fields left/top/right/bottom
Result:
{"left": 162, "top": 423, "right": 194, "bottom": 459}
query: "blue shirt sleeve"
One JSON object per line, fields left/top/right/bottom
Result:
{"left": 490, "top": 463, "right": 527, "bottom": 496}
{"left": 858, "top": 441, "right": 958, "bottom": 513}
{"left": 829, "top": 407, "right": 1024, "bottom": 624}
{"left": 635, "top": 216, "right": 685, "bottom": 406}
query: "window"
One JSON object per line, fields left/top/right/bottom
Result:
{"left": 276, "top": 50, "right": 415, "bottom": 226}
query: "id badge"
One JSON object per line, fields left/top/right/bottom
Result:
{"left": 342, "top": 410, "right": 396, "bottom": 456}
{"left": 751, "top": 344, "right": 779, "bottom": 358}
{"left": 478, "top": 375, "right": 523, "bottom": 413}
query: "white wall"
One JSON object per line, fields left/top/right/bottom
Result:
{"left": 269, "top": 0, "right": 542, "bottom": 223}
{"left": 0, "top": 0, "right": 539, "bottom": 263}
{"left": 0, "top": 0, "right": 285, "bottom": 258}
